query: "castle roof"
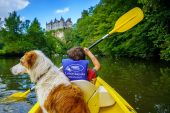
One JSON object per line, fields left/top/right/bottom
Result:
{"left": 60, "top": 17, "right": 64, "bottom": 21}
{"left": 54, "top": 18, "right": 58, "bottom": 22}
{"left": 66, "top": 18, "right": 72, "bottom": 23}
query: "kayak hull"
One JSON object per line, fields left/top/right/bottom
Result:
{"left": 95, "top": 77, "right": 136, "bottom": 113}
{"left": 28, "top": 77, "right": 137, "bottom": 113}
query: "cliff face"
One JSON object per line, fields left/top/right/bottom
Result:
{"left": 52, "top": 30, "right": 64, "bottom": 40}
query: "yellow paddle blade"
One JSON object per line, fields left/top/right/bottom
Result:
{"left": 9, "top": 89, "right": 31, "bottom": 98}
{"left": 109, "top": 7, "right": 144, "bottom": 35}
{"left": 0, "top": 96, "right": 25, "bottom": 104}
{"left": 0, "top": 89, "right": 31, "bottom": 104}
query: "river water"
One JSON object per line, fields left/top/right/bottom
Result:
{"left": 0, "top": 56, "right": 170, "bottom": 113}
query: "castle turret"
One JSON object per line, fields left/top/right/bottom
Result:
{"left": 66, "top": 18, "right": 72, "bottom": 28}
{"left": 60, "top": 17, "right": 65, "bottom": 22}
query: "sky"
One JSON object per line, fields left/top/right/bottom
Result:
{"left": 0, "top": 0, "right": 100, "bottom": 28}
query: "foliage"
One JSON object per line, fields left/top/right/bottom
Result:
{"left": 0, "top": 12, "right": 61, "bottom": 57}
{"left": 64, "top": 28, "right": 83, "bottom": 49}
{"left": 0, "top": 11, "right": 23, "bottom": 55}
{"left": 0, "top": 0, "right": 170, "bottom": 61}
{"left": 45, "top": 31, "right": 66, "bottom": 55}
{"left": 72, "top": 0, "right": 170, "bottom": 60}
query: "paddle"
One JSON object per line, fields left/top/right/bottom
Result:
{"left": 88, "top": 7, "right": 144, "bottom": 49}
{"left": 8, "top": 86, "right": 35, "bottom": 98}
{"left": 5, "top": 7, "right": 144, "bottom": 101}
{"left": 0, "top": 86, "right": 35, "bottom": 103}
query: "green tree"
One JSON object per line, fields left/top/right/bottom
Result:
{"left": 45, "top": 31, "right": 65, "bottom": 55}
{"left": 72, "top": 0, "right": 170, "bottom": 60}
{"left": 4, "top": 11, "right": 22, "bottom": 35}
{"left": 64, "top": 28, "right": 83, "bottom": 49}
{"left": 0, "top": 11, "right": 24, "bottom": 55}
{"left": 21, "top": 19, "right": 30, "bottom": 34}
{"left": 26, "top": 18, "right": 59, "bottom": 56}
{"left": 27, "top": 18, "right": 45, "bottom": 49}
{"left": 0, "top": 12, "right": 66, "bottom": 56}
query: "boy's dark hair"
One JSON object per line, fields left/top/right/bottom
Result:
{"left": 67, "top": 47, "right": 85, "bottom": 60}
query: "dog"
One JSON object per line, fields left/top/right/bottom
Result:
{"left": 11, "top": 50, "right": 90, "bottom": 113}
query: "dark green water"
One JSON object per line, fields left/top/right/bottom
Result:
{"left": 0, "top": 56, "right": 170, "bottom": 113}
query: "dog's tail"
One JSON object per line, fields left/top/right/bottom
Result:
{"left": 44, "top": 84, "right": 90, "bottom": 113}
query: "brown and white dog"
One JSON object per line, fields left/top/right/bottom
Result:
{"left": 11, "top": 50, "right": 90, "bottom": 113}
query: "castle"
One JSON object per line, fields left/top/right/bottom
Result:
{"left": 46, "top": 17, "right": 72, "bottom": 31}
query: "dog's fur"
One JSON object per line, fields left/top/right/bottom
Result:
{"left": 11, "top": 50, "right": 90, "bottom": 113}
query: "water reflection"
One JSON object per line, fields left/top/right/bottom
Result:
{"left": 0, "top": 57, "right": 34, "bottom": 113}
{"left": 98, "top": 57, "right": 170, "bottom": 113}
{"left": 0, "top": 56, "right": 170, "bottom": 113}
{"left": 0, "top": 102, "right": 32, "bottom": 113}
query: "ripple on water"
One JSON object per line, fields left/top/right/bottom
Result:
{"left": 0, "top": 102, "right": 32, "bottom": 113}
{"left": 0, "top": 81, "right": 34, "bottom": 113}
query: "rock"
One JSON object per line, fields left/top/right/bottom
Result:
{"left": 0, "top": 84, "right": 7, "bottom": 89}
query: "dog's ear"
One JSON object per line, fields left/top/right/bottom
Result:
{"left": 21, "top": 51, "right": 37, "bottom": 69}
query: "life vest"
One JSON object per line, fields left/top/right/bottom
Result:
{"left": 62, "top": 59, "right": 89, "bottom": 81}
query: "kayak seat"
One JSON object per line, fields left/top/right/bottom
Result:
{"left": 98, "top": 86, "right": 115, "bottom": 107}
{"left": 71, "top": 80, "right": 96, "bottom": 102}
{"left": 71, "top": 80, "right": 115, "bottom": 113}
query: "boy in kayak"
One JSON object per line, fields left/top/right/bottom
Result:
{"left": 62, "top": 47, "right": 101, "bottom": 84}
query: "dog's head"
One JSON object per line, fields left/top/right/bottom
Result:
{"left": 11, "top": 50, "right": 53, "bottom": 83}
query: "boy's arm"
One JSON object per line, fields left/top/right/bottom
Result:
{"left": 84, "top": 48, "right": 101, "bottom": 71}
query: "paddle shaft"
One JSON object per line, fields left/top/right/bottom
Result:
{"left": 88, "top": 34, "right": 109, "bottom": 49}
